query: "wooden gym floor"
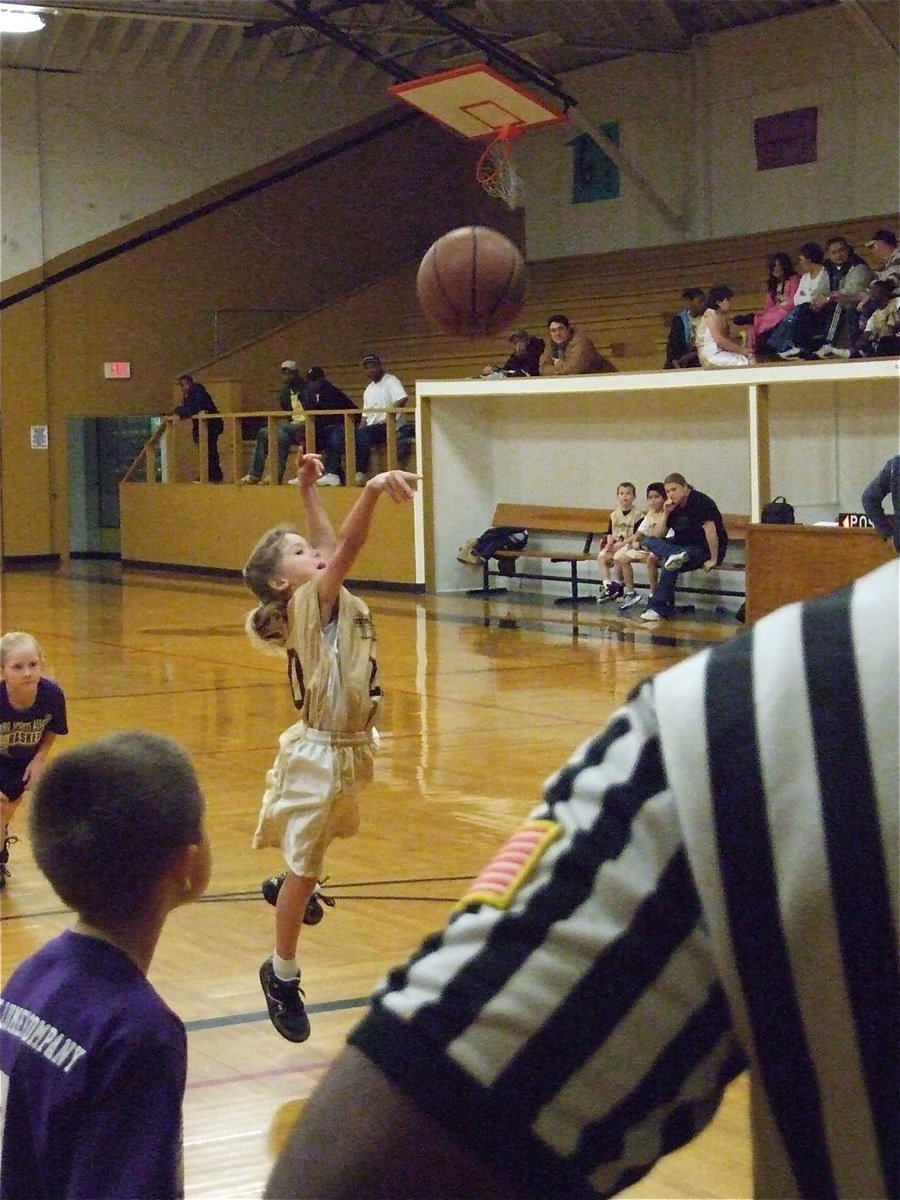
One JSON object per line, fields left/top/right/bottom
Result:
{"left": 0, "top": 562, "right": 751, "bottom": 1199}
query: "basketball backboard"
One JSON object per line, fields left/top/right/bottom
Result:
{"left": 388, "top": 64, "right": 565, "bottom": 140}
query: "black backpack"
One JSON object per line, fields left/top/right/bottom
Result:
{"left": 761, "top": 496, "right": 795, "bottom": 524}
{"left": 471, "top": 526, "right": 529, "bottom": 559}
{"left": 457, "top": 526, "right": 529, "bottom": 568}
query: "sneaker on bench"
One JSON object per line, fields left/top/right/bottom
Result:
{"left": 664, "top": 551, "right": 689, "bottom": 571}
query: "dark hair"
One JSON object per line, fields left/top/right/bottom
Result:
{"left": 30, "top": 732, "right": 205, "bottom": 927}
{"left": 646, "top": 481, "right": 665, "bottom": 497}
{"left": 664, "top": 472, "right": 688, "bottom": 487}
{"left": 178, "top": 374, "right": 193, "bottom": 384}
{"left": 681, "top": 287, "right": 705, "bottom": 301}
{"left": 825, "top": 236, "right": 851, "bottom": 252}
{"left": 765, "top": 252, "right": 796, "bottom": 297}
{"left": 306, "top": 366, "right": 326, "bottom": 382}
{"left": 546, "top": 313, "right": 571, "bottom": 328}
{"left": 798, "top": 242, "right": 825, "bottom": 264}
{"left": 705, "top": 284, "right": 733, "bottom": 309}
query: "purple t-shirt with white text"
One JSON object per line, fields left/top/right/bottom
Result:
{"left": 0, "top": 931, "right": 187, "bottom": 1200}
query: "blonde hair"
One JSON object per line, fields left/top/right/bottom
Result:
{"left": 242, "top": 525, "right": 293, "bottom": 650}
{"left": 0, "top": 631, "right": 43, "bottom": 667}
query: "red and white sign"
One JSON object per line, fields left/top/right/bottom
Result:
{"left": 103, "top": 362, "right": 132, "bottom": 379}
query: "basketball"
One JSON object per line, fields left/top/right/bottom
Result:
{"left": 416, "top": 226, "right": 527, "bottom": 338}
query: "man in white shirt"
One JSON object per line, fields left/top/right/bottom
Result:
{"left": 354, "top": 354, "right": 409, "bottom": 486}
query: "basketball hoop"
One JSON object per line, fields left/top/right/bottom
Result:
{"left": 475, "top": 124, "right": 524, "bottom": 210}
{"left": 388, "top": 66, "right": 565, "bottom": 212}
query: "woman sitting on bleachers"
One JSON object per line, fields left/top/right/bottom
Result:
{"left": 766, "top": 242, "right": 831, "bottom": 358}
{"left": 696, "top": 284, "right": 755, "bottom": 368}
{"left": 737, "top": 252, "right": 799, "bottom": 354}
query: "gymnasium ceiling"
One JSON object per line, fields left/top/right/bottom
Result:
{"left": 5, "top": 0, "right": 893, "bottom": 98}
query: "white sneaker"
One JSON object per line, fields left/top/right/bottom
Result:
{"left": 286, "top": 477, "right": 300, "bottom": 485}
{"left": 777, "top": 347, "right": 802, "bottom": 359}
{"left": 814, "top": 344, "right": 833, "bottom": 358}
{"left": 618, "top": 592, "right": 641, "bottom": 610}
{"left": 354, "top": 472, "right": 367, "bottom": 487}
{"left": 316, "top": 473, "right": 341, "bottom": 487}
{"left": 830, "top": 347, "right": 851, "bottom": 358}
{"left": 239, "top": 474, "right": 260, "bottom": 485}
{"left": 640, "top": 608, "right": 662, "bottom": 622}
{"left": 664, "top": 551, "right": 689, "bottom": 571}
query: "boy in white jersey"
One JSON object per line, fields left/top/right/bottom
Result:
{"left": 596, "top": 482, "right": 643, "bottom": 604}
{"left": 242, "top": 453, "right": 419, "bottom": 1041}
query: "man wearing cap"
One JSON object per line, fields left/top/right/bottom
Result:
{"left": 240, "top": 361, "right": 308, "bottom": 485}
{"left": 865, "top": 229, "right": 900, "bottom": 295}
{"left": 353, "top": 355, "right": 409, "bottom": 486}
{"left": 482, "top": 330, "right": 545, "bottom": 378}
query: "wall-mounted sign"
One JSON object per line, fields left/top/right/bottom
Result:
{"left": 30, "top": 425, "right": 48, "bottom": 450}
{"left": 838, "top": 513, "right": 875, "bottom": 528}
{"left": 103, "top": 362, "right": 132, "bottom": 379}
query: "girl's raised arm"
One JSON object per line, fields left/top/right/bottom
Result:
{"left": 315, "top": 471, "right": 419, "bottom": 619}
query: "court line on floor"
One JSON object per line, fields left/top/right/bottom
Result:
{"left": 185, "top": 994, "right": 370, "bottom": 1034}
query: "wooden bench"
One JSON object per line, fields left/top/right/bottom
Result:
{"left": 470, "top": 505, "right": 750, "bottom": 611}
{"left": 470, "top": 503, "right": 611, "bottom": 604}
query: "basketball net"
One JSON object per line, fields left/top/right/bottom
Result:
{"left": 475, "top": 124, "right": 524, "bottom": 210}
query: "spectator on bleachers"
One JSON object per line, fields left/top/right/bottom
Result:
{"left": 280, "top": 367, "right": 358, "bottom": 488}
{"left": 866, "top": 228, "right": 900, "bottom": 294}
{"left": 173, "top": 374, "right": 223, "bottom": 483}
{"left": 539, "top": 314, "right": 615, "bottom": 375}
{"left": 813, "top": 236, "right": 873, "bottom": 357}
{"left": 241, "top": 361, "right": 308, "bottom": 485}
{"left": 482, "top": 329, "right": 545, "bottom": 378}
{"left": 696, "top": 285, "right": 754, "bottom": 368}
{"left": 663, "top": 288, "right": 705, "bottom": 369}
{"left": 354, "top": 354, "right": 409, "bottom": 486}
{"left": 734, "top": 252, "right": 799, "bottom": 355}
{"left": 849, "top": 280, "right": 900, "bottom": 358}
{"left": 851, "top": 230, "right": 900, "bottom": 334}
{"left": 768, "top": 243, "right": 832, "bottom": 359}
{"left": 640, "top": 473, "right": 728, "bottom": 623}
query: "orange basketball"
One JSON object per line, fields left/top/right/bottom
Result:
{"left": 416, "top": 226, "right": 527, "bottom": 338}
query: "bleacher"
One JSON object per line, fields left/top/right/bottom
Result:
{"left": 283, "top": 213, "right": 895, "bottom": 393}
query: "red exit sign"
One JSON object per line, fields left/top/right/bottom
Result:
{"left": 103, "top": 361, "right": 131, "bottom": 379}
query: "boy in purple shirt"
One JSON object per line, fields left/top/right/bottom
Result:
{"left": 0, "top": 731, "right": 211, "bottom": 1200}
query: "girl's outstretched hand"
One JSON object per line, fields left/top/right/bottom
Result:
{"left": 295, "top": 453, "right": 324, "bottom": 487}
{"left": 366, "top": 470, "right": 421, "bottom": 502}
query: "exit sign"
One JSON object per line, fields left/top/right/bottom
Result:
{"left": 103, "top": 361, "right": 131, "bottom": 379}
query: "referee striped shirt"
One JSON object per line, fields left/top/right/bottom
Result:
{"left": 349, "top": 559, "right": 898, "bottom": 1199}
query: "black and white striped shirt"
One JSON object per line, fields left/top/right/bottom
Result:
{"left": 350, "top": 560, "right": 898, "bottom": 1199}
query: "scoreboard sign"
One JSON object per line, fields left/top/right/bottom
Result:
{"left": 837, "top": 513, "right": 875, "bottom": 528}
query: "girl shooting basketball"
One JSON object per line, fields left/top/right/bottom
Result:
{"left": 243, "top": 453, "right": 419, "bottom": 1042}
